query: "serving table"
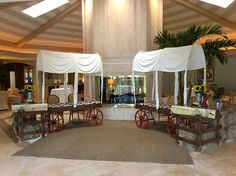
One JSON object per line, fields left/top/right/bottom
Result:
{"left": 171, "top": 106, "right": 221, "bottom": 151}
{"left": 47, "top": 100, "right": 103, "bottom": 132}
{"left": 12, "top": 104, "right": 48, "bottom": 142}
{"left": 134, "top": 103, "right": 171, "bottom": 130}
{"left": 74, "top": 100, "right": 103, "bottom": 126}
{"left": 47, "top": 102, "right": 74, "bottom": 132}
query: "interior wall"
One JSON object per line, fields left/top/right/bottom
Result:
{"left": 214, "top": 57, "right": 236, "bottom": 93}
{"left": 83, "top": 0, "right": 163, "bottom": 101}
{"left": 162, "top": 57, "right": 236, "bottom": 96}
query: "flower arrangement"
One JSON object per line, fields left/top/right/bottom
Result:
{"left": 193, "top": 84, "right": 207, "bottom": 95}
{"left": 24, "top": 84, "right": 36, "bottom": 92}
{"left": 193, "top": 84, "right": 212, "bottom": 107}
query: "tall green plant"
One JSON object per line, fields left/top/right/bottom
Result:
{"left": 154, "top": 24, "right": 236, "bottom": 66}
{"left": 154, "top": 24, "right": 236, "bottom": 104}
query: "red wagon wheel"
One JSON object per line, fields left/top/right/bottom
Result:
{"left": 166, "top": 115, "right": 176, "bottom": 137}
{"left": 135, "top": 109, "right": 148, "bottom": 128}
{"left": 86, "top": 108, "right": 103, "bottom": 126}
{"left": 48, "top": 113, "right": 64, "bottom": 132}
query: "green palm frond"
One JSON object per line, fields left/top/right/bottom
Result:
{"left": 202, "top": 39, "right": 236, "bottom": 66}
{"left": 154, "top": 31, "right": 178, "bottom": 48}
{"left": 153, "top": 24, "right": 235, "bottom": 66}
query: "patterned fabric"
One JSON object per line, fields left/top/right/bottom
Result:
{"left": 220, "top": 110, "right": 236, "bottom": 141}
{"left": 0, "top": 91, "right": 8, "bottom": 110}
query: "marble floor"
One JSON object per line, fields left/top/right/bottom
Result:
{"left": 0, "top": 111, "right": 236, "bottom": 176}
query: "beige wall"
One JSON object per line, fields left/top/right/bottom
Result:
{"left": 162, "top": 57, "right": 236, "bottom": 96}
{"left": 214, "top": 57, "right": 236, "bottom": 93}
{"left": 82, "top": 0, "right": 163, "bottom": 100}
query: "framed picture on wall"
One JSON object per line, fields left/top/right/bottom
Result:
{"left": 197, "top": 67, "right": 214, "bottom": 82}
{"left": 206, "top": 67, "right": 214, "bottom": 82}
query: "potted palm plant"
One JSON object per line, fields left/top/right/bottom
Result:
{"left": 154, "top": 24, "right": 236, "bottom": 104}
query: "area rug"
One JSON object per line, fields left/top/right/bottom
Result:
{"left": 13, "top": 120, "right": 193, "bottom": 164}
{"left": 0, "top": 111, "right": 18, "bottom": 143}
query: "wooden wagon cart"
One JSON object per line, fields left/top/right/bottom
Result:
{"left": 74, "top": 100, "right": 103, "bottom": 126}
{"left": 12, "top": 104, "right": 48, "bottom": 142}
{"left": 47, "top": 100, "right": 103, "bottom": 132}
{"left": 170, "top": 105, "right": 221, "bottom": 151}
{"left": 134, "top": 103, "right": 174, "bottom": 134}
{"left": 47, "top": 102, "right": 74, "bottom": 132}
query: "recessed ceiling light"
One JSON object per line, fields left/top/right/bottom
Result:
{"left": 22, "top": 0, "right": 69, "bottom": 18}
{"left": 200, "top": 0, "right": 235, "bottom": 8}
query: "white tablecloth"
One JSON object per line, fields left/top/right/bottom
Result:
{"left": 59, "top": 84, "right": 74, "bottom": 92}
{"left": 50, "top": 88, "right": 73, "bottom": 103}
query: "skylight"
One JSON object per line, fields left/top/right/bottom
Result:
{"left": 22, "top": 0, "right": 69, "bottom": 18}
{"left": 200, "top": 0, "right": 235, "bottom": 8}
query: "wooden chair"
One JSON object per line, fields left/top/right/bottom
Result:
{"left": 68, "top": 93, "right": 85, "bottom": 121}
{"left": 47, "top": 95, "right": 60, "bottom": 104}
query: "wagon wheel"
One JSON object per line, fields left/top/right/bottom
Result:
{"left": 135, "top": 109, "right": 148, "bottom": 128}
{"left": 166, "top": 115, "right": 176, "bottom": 137}
{"left": 86, "top": 108, "right": 103, "bottom": 126}
{"left": 48, "top": 113, "right": 64, "bottom": 132}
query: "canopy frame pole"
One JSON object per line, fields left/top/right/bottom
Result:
{"left": 155, "top": 70, "right": 159, "bottom": 109}
{"left": 73, "top": 72, "right": 78, "bottom": 107}
{"left": 184, "top": 70, "right": 187, "bottom": 106}
{"left": 42, "top": 71, "right": 45, "bottom": 103}
{"left": 36, "top": 69, "right": 39, "bottom": 103}
{"left": 203, "top": 66, "right": 206, "bottom": 85}
{"left": 64, "top": 73, "right": 68, "bottom": 102}
{"left": 100, "top": 71, "right": 103, "bottom": 103}
{"left": 174, "top": 72, "right": 179, "bottom": 105}
{"left": 89, "top": 74, "right": 92, "bottom": 99}
{"left": 132, "top": 71, "right": 136, "bottom": 105}
{"left": 152, "top": 72, "right": 155, "bottom": 101}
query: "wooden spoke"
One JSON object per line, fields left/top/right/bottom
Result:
{"left": 166, "top": 116, "right": 176, "bottom": 137}
{"left": 135, "top": 109, "right": 148, "bottom": 129}
{"left": 86, "top": 108, "right": 103, "bottom": 126}
{"left": 47, "top": 113, "right": 64, "bottom": 132}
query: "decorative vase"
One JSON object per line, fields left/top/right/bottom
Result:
{"left": 200, "top": 95, "right": 208, "bottom": 107}
{"left": 195, "top": 92, "right": 202, "bottom": 103}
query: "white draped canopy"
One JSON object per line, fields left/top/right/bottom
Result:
{"left": 132, "top": 44, "right": 206, "bottom": 108}
{"left": 36, "top": 50, "right": 103, "bottom": 106}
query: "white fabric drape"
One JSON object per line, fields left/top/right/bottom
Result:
{"left": 132, "top": 44, "right": 206, "bottom": 108}
{"left": 37, "top": 51, "right": 103, "bottom": 74}
{"left": 36, "top": 50, "right": 103, "bottom": 104}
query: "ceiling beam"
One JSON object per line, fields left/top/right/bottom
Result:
{"left": 0, "top": 1, "right": 32, "bottom": 10}
{"left": 0, "top": 39, "right": 83, "bottom": 54}
{"left": 16, "top": 1, "right": 80, "bottom": 47}
{"left": 173, "top": 0, "right": 236, "bottom": 31}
